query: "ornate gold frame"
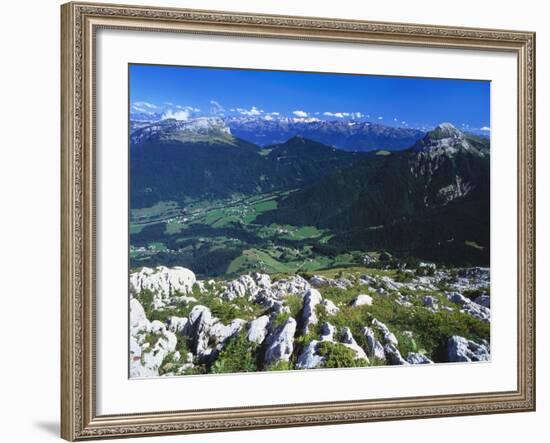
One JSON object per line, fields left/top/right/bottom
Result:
{"left": 61, "top": 2, "right": 536, "bottom": 440}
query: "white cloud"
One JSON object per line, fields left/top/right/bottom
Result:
{"left": 176, "top": 105, "right": 200, "bottom": 112}
{"left": 269, "top": 112, "right": 280, "bottom": 116}
{"left": 161, "top": 109, "right": 192, "bottom": 121}
{"left": 292, "top": 110, "right": 308, "bottom": 118}
{"left": 323, "top": 111, "right": 364, "bottom": 119}
{"left": 292, "top": 117, "right": 320, "bottom": 123}
{"left": 132, "top": 105, "right": 155, "bottom": 115}
{"left": 236, "top": 106, "right": 264, "bottom": 116}
{"left": 133, "top": 101, "right": 158, "bottom": 109}
{"left": 210, "top": 100, "right": 225, "bottom": 115}
{"left": 480, "top": 126, "right": 491, "bottom": 131}
{"left": 323, "top": 112, "right": 344, "bottom": 118}
{"left": 378, "top": 116, "right": 383, "bottom": 120}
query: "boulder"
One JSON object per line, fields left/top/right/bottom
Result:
{"left": 384, "top": 343, "right": 408, "bottom": 365}
{"left": 300, "top": 288, "right": 323, "bottom": 334}
{"left": 271, "top": 275, "right": 311, "bottom": 298}
{"left": 310, "top": 275, "right": 329, "bottom": 288}
{"left": 446, "top": 291, "right": 470, "bottom": 305}
{"left": 187, "top": 305, "right": 214, "bottom": 359}
{"left": 220, "top": 275, "right": 258, "bottom": 301}
{"left": 321, "top": 299, "right": 340, "bottom": 315}
{"left": 130, "top": 298, "right": 150, "bottom": 335}
{"left": 460, "top": 302, "right": 491, "bottom": 323}
{"left": 247, "top": 315, "right": 270, "bottom": 344}
{"left": 361, "top": 327, "right": 386, "bottom": 361}
{"left": 350, "top": 294, "right": 373, "bottom": 307}
{"left": 372, "top": 318, "right": 398, "bottom": 346}
{"left": 340, "top": 327, "right": 369, "bottom": 361}
{"left": 168, "top": 316, "right": 188, "bottom": 335}
{"left": 406, "top": 352, "right": 434, "bottom": 364}
{"left": 447, "top": 336, "right": 490, "bottom": 362}
{"left": 446, "top": 292, "right": 490, "bottom": 323}
{"left": 422, "top": 295, "right": 439, "bottom": 310}
{"left": 129, "top": 266, "right": 196, "bottom": 299}
{"left": 295, "top": 340, "right": 325, "bottom": 369}
{"left": 209, "top": 319, "right": 246, "bottom": 346}
{"left": 320, "top": 322, "right": 337, "bottom": 342}
{"left": 473, "top": 294, "right": 491, "bottom": 308}
{"left": 264, "top": 317, "right": 297, "bottom": 367}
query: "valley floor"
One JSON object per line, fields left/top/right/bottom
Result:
{"left": 129, "top": 264, "right": 490, "bottom": 378}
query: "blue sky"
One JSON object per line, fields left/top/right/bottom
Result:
{"left": 129, "top": 64, "right": 490, "bottom": 132}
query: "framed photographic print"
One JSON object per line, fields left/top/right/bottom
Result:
{"left": 61, "top": 1, "right": 536, "bottom": 440}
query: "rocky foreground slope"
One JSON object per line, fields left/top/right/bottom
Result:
{"left": 129, "top": 265, "right": 490, "bottom": 378}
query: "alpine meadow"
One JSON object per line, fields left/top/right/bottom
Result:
{"left": 128, "top": 65, "right": 491, "bottom": 378}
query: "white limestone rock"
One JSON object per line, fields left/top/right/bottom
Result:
{"left": 247, "top": 315, "right": 271, "bottom": 344}
{"left": 473, "top": 294, "right": 491, "bottom": 308}
{"left": 220, "top": 275, "right": 258, "bottom": 301}
{"left": 168, "top": 316, "right": 188, "bottom": 335}
{"left": 295, "top": 340, "right": 325, "bottom": 369}
{"left": 406, "top": 352, "right": 434, "bottom": 364}
{"left": 130, "top": 297, "right": 150, "bottom": 335}
{"left": 271, "top": 275, "right": 311, "bottom": 298}
{"left": 361, "top": 326, "right": 386, "bottom": 361}
{"left": 447, "top": 336, "right": 490, "bottom": 362}
{"left": 320, "top": 322, "right": 337, "bottom": 342}
{"left": 129, "top": 266, "right": 196, "bottom": 299}
{"left": 350, "top": 294, "right": 373, "bottom": 307}
{"left": 264, "top": 317, "right": 297, "bottom": 367}
{"left": 300, "top": 288, "right": 323, "bottom": 334}
{"left": 422, "top": 295, "right": 439, "bottom": 311}
{"left": 384, "top": 343, "right": 408, "bottom": 365}
{"left": 321, "top": 299, "right": 340, "bottom": 315}
{"left": 372, "top": 318, "right": 399, "bottom": 346}
{"left": 340, "top": 327, "right": 369, "bottom": 361}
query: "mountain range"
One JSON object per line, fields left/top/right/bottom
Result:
{"left": 130, "top": 115, "right": 425, "bottom": 152}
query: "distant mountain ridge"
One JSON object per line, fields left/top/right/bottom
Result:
{"left": 130, "top": 115, "right": 425, "bottom": 152}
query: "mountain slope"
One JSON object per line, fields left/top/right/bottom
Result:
{"left": 257, "top": 123, "right": 490, "bottom": 265}
{"left": 130, "top": 125, "right": 367, "bottom": 208}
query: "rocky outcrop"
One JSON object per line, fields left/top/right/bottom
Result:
{"left": 129, "top": 266, "right": 492, "bottom": 376}
{"left": 361, "top": 326, "right": 386, "bottom": 361}
{"left": 321, "top": 299, "right": 340, "bottom": 315}
{"left": 296, "top": 340, "right": 325, "bottom": 369}
{"left": 406, "top": 352, "right": 434, "bottom": 364}
{"left": 271, "top": 275, "right": 310, "bottom": 298}
{"left": 247, "top": 315, "right": 270, "bottom": 344}
{"left": 263, "top": 318, "right": 297, "bottom": 367}
{"left": 446, "top": 292, "right": 490, "bottom": 323}
{"left": 300, "top": 288, "right": 323, "bottom": 334}
{"left": 372, "top": 318, "right": 399, "bottom": 346}
{"left": 168, "top": 316, "right": 188, "bottom": 335}
{"left": 340, "top": 327, "right": 369, "bottom": 362}
{"left": 447, "top": 336, "right": 490, "bottom": 362}
{"left": 384, "top": 343, "right": 408, "bottom": 365}
{"left": 130, "top": 266, "right": 196, "bottom": 301}
{"left": 129, "top": 298, "right": 179, "bottom": 377}
{"left": 422, "top": 295, "right": 439, "bottom": 311}
{"left": 473, "top": 294, "right": 490, "bottom": 308}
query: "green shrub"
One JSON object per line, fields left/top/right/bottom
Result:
{"left": 210, "top": 330, "right": 258, "bottom": 374}
{"left": 316, "top": 341, "right": 368, "bottom": 368}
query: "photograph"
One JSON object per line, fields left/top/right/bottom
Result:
{"left": 128, "top": 64, "right": 492, "bottom": 378}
